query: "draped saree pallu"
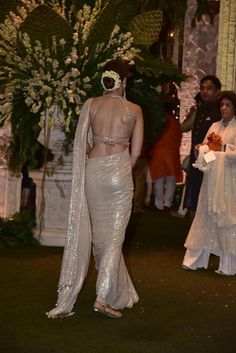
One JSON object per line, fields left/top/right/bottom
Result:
{"left": 47, "top": 99, "right": 138, "bottom": 318}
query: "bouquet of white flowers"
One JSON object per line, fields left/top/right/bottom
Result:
{"left": 0, "top": 0, "right": 140, "bottom": 171}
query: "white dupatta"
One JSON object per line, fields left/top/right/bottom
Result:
{"left": 47, "top": 99, "right": 92, "bottom": 318}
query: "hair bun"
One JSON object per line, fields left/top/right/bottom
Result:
{"left": 101, "top": 70, "right": 121, "bottom": 91}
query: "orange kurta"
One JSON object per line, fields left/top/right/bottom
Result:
{"left": 149, "top": 113, "right": 183, "bottom": 182}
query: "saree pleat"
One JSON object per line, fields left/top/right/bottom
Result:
{"left": 85, "top": 149, "right": 139, "bottom": 309}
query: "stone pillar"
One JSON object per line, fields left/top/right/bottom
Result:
{"left": 216, "top": 0, "right": 236, "bottom": 90}
{"left": 179, "top": 0, "right": 220, "bottom": 157}
{"left": 0, "top": 167, "right": 22, "bottom": 218}
{"left": 30, "top": 128, "right": 72, "bottom": 246}
{"left": 30, "top": 161, "right": 72, "bottom": 246}
{"left": 0, "top": 122, "right": 22, "bottom": 218}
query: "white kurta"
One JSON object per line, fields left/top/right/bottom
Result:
{"left": 183, "top": 118, "right": 236, "bottom": 275}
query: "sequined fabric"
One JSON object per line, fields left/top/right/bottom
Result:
{"left": 47, "top": 99, "right": 93, "bottom": 318}
{"left": 47, "top": 99, "right": 138, "bottom": 318}
{"left": 85, "top": 149, "right": 138, "bottom": 309}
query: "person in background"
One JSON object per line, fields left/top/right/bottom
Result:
{"left": 184, "top": 75, "right": 221, "bottom": 219}
{"left": 182, "top": 91, "right": 236, "bottom": 275}
{"left": 170, "top": 92, "right": 203, "bottom": 218}
{"left": 148, "top": 82, "right": 183, "bottom": 212}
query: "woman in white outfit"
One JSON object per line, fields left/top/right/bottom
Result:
{"left": 183, "top": 91, "right": 236, "bottom": 275}
{"left": 47, "top": 59, "right": 143, "bottom": 318}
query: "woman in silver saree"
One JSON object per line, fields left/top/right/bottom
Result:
{"left": 47, "top": 59, "right": 143, "bottom": 319}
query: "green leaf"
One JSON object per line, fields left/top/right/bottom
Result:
{"left": 129, "top": 10, "right": 163, "bottom": 47}
{"left": 0, "top": 210, "right": 37, "bottom": 248}
{"left": 18, "top": 4, "right": 73, "bottom": 53}
{"left": 135, "top": 48, "right": 186, "bottom": 83}
{"left": 85, "top": 0, "right": 139, "bottom": 48}
{"left": 0, "top": 0, "right": 21, "bottom": 23}
{"left": 8, "top": 90, "right": 41, "bottom": 173}
{"left": 127, "top": 77, "right": 166, "bottom": 147}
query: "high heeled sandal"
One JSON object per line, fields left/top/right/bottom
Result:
{"left": 93, "top": 301, "right": 122, "bottom": 319}
{"left": 46, "top": 311, "right": 74, "bottom": 319}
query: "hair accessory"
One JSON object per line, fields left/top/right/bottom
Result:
{"left": 101, "top": 70, "right": 121, "bottom": 91}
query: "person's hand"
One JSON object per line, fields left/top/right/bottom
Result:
{"left": 194, "top": 143, "right": 202, "bottom": 157}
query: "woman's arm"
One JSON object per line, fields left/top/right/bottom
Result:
{"left": 130, "top": 105, "right": 144, "bottom": 168}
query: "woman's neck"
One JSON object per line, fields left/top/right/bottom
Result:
{"left": 104, "top": 87, "right": 124, "bottom": 97}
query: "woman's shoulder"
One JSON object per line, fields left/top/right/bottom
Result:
{"left": 126, "top": 99, "right": 142, "bottom": 114}
{"left": 85, "top": 96, "right": 102, "bottom": 110}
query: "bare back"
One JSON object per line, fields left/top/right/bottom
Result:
{"left": 88, "top": 95, "right": 143, "bottom": 166}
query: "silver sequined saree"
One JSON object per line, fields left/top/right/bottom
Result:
{"left": 47, "top": 99, "right": 138, "bottom": 318}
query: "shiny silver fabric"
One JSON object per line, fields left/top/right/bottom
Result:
{"left": 47, "top": 99, "right": 138, "bottom": 318}
{"left": 86, "top": 149, "right": 138, "bottom": 309}
{"left": 47, "top": 99, "right": 92, "bottom": 318}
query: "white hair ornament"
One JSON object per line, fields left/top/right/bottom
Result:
{"left": 101, "top": 70, "right": 121, "bottom": 91}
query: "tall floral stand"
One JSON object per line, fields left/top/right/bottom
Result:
{"left": 29, "top": 129, "right": 72, "bottom": 246}
{"left": 0, "top": 122, "right": 22, "bottom": 218}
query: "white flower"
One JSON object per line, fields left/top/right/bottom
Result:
{"left": 59, "top": 38, "right": 66, "bottom": 46}
{"left": 31, "top": 102, "right": 42, "bottom": 113}
{"left": 25, "top": 97, "right": 33, "bottom": 106}
{"left": 66, "top": 89, "right": 74, "bottom": 103}
{"left": 0, "top": 102, "right": 12, "bottom": 114}
{"left": 42, "top": 85, "right": 51, "bottom": 93}
{"left": 45, "top": 96, "right": 52, "bottom": 107}
{"left": 71, "top": 68, "right": 80, "bottom": 77}
{"left": 52, "top": 59, "right": 59, "bottom": 69}
{"left": 73, "top": 32, "right": 79, "bottom": 44}
{"left": 83, "top": 76, "right": 90, "bottom": 83}
{"left": 30, "top": 91, "right": 37, "bottom": 99}
{"left": 65, "top": 57, "right": 72, "bottom": 65}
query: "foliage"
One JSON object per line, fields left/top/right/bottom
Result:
{"left": 0, "top": 210, "right": 37, "bottom": 248}
{"left": 127, "top": 74, "right": 166, "bottom": 147}
{"left": 135, "top": 47, "right": 186, "bottom": 83}
{"left": 139, "top": 0, "right": 188, "bottom": 27}
{"left": 0, "top": 0, "right": 186, "bottom": 172}
{"left": 129, "top": 9, "right": 163, "bottom": 46}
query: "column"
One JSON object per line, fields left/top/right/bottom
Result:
{"left": 216, "top": 0, "right": 236, "bottom": 90}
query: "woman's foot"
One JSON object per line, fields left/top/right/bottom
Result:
{"left": 93, "top": 300, "right": 122, "bottom": 319}
{"left": 46, "top": 311, "right": 74, "bottom": 319}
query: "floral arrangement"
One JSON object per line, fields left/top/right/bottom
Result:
{"left": 0, "top": 0, "right": 186, "bottom": 172}
{"left": 207, "top": 132, "right": 222, "bottom": 151}
{"left": 0, "top": 0, "right": 141, "bottom": 170}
